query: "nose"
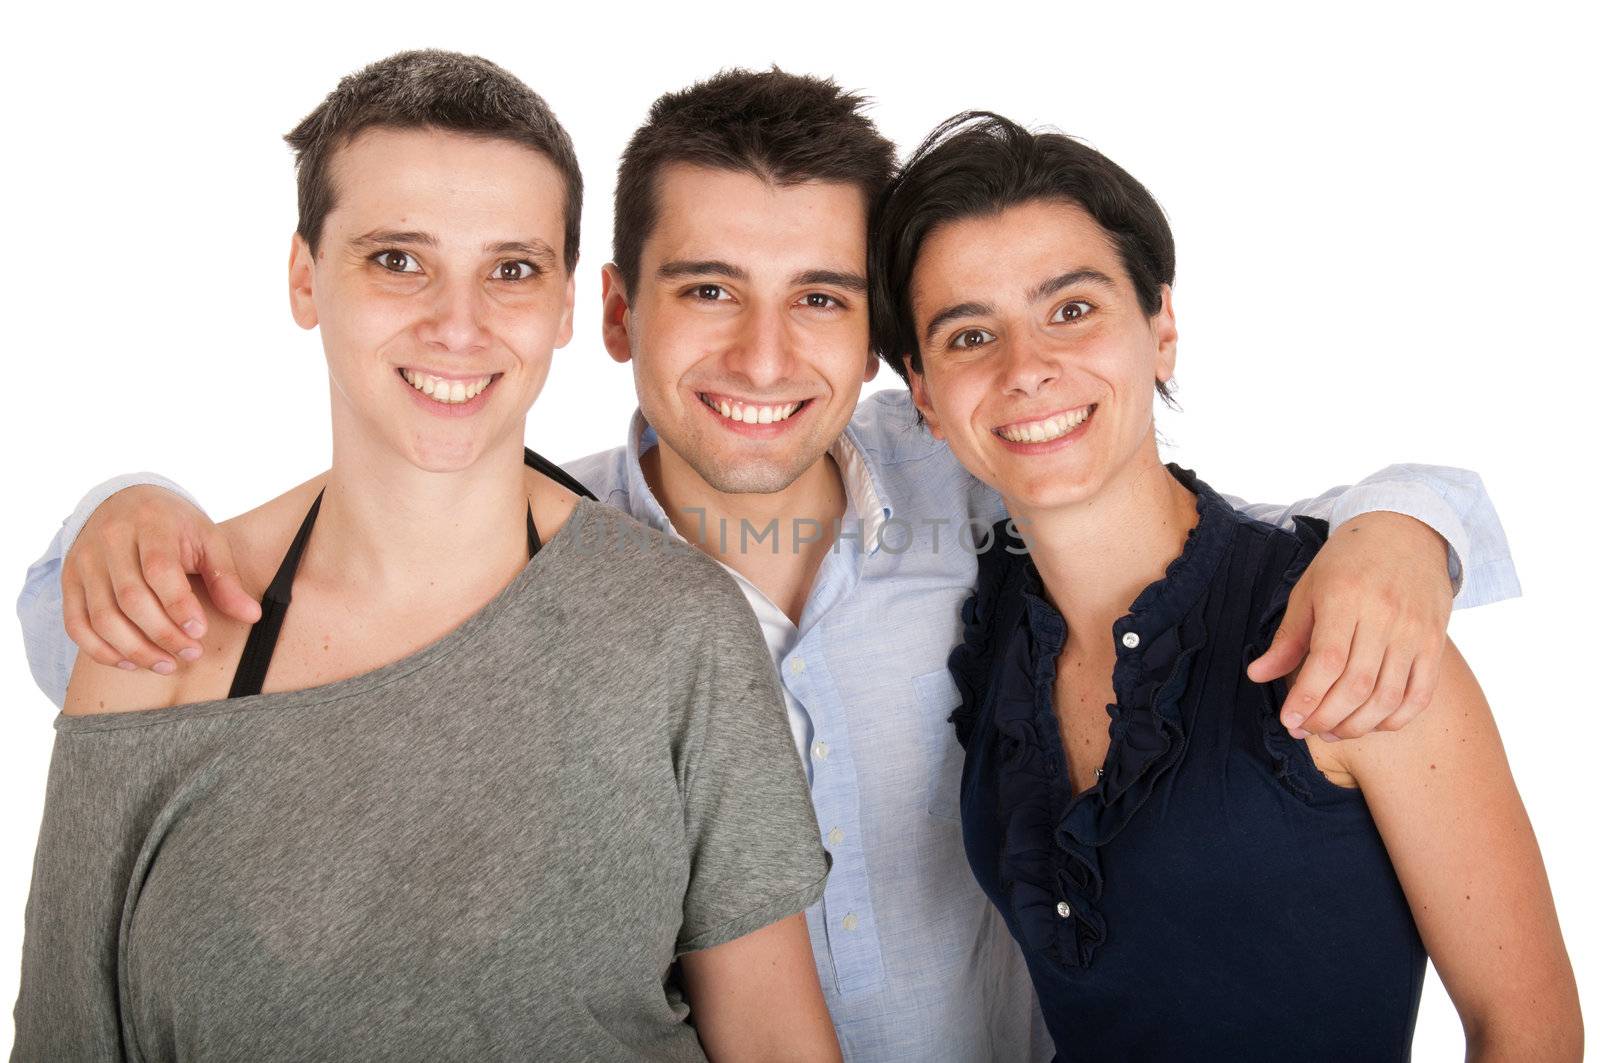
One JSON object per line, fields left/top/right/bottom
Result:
{"left": 720, "top": 301, "right": 797, "bottom": 392}
{"left": 416, "top": 272, "right": 491, "bottom": 356}
{"left": 1001, "top": 331, "right": 1061, "bottom": 396}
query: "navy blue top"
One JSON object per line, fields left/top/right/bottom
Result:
{"left": 950, "top": 466, "right": 1426, "bottom": 1062}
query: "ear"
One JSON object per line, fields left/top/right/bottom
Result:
{"left": 906, "top": 360, "right": 944, "bottom": 440}
{"left": 554, "top": 269, "right": 576, "bottom": 350}
{"left": 1153, "top": 284, "right": 1178, "bottom": 383}
{"left": 600, "top": 263, "right": 634, "bottom": 365}
{"left": 863, "top": 350, "right": 880, "bottom": 383}
{"left": 288, "top": 233, "right": 318, "bottom": 330}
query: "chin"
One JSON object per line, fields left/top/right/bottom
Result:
{"left": 690, "top": 454, "right": 811, "bottom": 495}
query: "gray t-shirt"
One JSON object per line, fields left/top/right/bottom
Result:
{"left": 12, "top": 499, "right": 828, "bottom": 1062}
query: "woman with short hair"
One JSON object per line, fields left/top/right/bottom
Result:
{"left": 12, "top": 51, "right": 837, "bottom": 1063}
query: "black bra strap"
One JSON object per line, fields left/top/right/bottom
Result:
{"left": 229, "top": 483, "right": 544, "bottom": 700}
{"left": 523, "top": 447, "right": 598, "bottom": 501}
{"left": 228, "top": 490, "right": 323, "bottom": 699}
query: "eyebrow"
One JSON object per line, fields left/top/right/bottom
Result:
{"left": 923, "top": 268, "right": 1121, "bottom": 342}
{"left": 655, "top": 260, "right": 868, "bottom": 294}
{"left": 486, "top": 240, "right": 558, "bottom": 266}
{"left": 350, "top": 231, "right": 558, "bottom": 265}
{"left": 794, "top": 269, "right": 868, "bottom": 293}
{"left": 352, "top": 229, "right": 437, "bottom": 248}
{"left": 1027, "top": 268, "right": 1117, "bottom": 303}
{"left": 657, "top": 259, "right": 748, "bottom": 281}
{"left": 924, "top": 301, "right": 994, "bottom": 344}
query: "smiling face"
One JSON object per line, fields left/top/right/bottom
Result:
{"left": 601, "top": 164, "right": 876, "bottom": 494}
{"left": 289, "top": 127, "right": 575, "bottom": 473}
{"left": 906, "top": 198, "right": 1177, "bottom": 514}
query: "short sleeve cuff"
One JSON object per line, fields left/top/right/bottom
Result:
{"left": 675, "top": 867, "right": 829, "bottom": 956}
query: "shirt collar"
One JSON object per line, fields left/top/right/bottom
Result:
{"left": 622, "top": 407, "right": 894, "bottom": 553}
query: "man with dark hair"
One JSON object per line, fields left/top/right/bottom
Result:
{"left": 20, "top": 66, "right": 1521, "bottom": 1061}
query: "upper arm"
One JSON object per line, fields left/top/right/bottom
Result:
{"left": 1337, "top": 641, "right": 1580, "bottom": 1054}
{"left": 675, "top": 579, "right": 827, "bottom": 951}
{"left": 13, "top": 730, "right": 156, "bottom": 1060}
{"left": 63, "top": 631, "right": 184, "bottom": 715}
{"left": 678, "top": 913, "right": 840, "bottom": 1062}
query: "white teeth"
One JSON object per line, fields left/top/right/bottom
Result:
{"left": 401, "top": 369, "right": 494, "bottom": 405}
{"left": 702, "top": 395, "right": 804, "bottom": 424}
{"left": 998, "top": 406, "right": 1093, "bottom": 444}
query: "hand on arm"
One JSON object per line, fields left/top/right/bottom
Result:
{"left": 1237, "top": 463, "right": 1517, "bottom": 739}
{"left": 1249, "top": 512, "right": 1452, "bottom": 739}
{"left": 679, "top": 913, "right": 841, "bottom": 1062}
{"left": 1327, "top": 643, "right": 1582, "bottom": 1061}
{"left": 63, "top": 483, "right": 259, "bottom": 674}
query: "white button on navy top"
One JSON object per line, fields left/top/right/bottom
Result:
{"left": 1056, "top": 901, "right": 1072, "bottom": 919}
{"left": 1121, "top": 631, "right": 1141, "bottom": 649}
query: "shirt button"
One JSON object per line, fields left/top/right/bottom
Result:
{"left": 813, "top": 741, "right": 830, "bottom": 760}
{"left": 827, "top": 827, "right": 844, "bottom": 846}
{"left": 1121, "top": 631, "right": 1141, "bottom": 649}
{"left": 1056, "top": 901, "right": 1072, "bottom": 919}
{"left": 842, "top": 913, "right": 859, "bottom": 931}
{"left": 790, "top": 657, "right": 806, "bottom": 674}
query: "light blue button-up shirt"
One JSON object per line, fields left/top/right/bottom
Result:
{"left": 17, "top": 389, "right": 1520, "bottom": 1062}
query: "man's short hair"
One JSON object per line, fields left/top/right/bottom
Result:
{"left": 870, "top": 112, "right": 1177, "bottom": 385}
{"left": 285, "top": 49, "right": 583, "bottom": 272}
{"left": 611, "top": 68, "right": 897, "bottom": 294}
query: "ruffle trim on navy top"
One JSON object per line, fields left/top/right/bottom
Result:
{"left": 947, "top": 466, "right": 1239, "bottom": 970}
{"left": 1247, "top": 515, "right": 1332, "bottom": 803}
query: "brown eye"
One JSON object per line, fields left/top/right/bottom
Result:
{"left": 496, "top": 260, "right": 535, "bottom": 281}
{"left": 375, "top": 250, "right": 420, "bottom": 273}
{"left": 803, "top": 293, "right": 841, "bottom": 309}
{"left": 694, "top": 284, "right": 727, "bottom": 301}
{"left": 1053, "top": 300, "right": 1092, "bottom": 323}
{"left": 951, "top": 327, "right": 995, "bottom": 350}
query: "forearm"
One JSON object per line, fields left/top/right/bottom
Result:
{"left": 18, "top": 473, "right": 203, "bottom": 705}
{"left": 1465, "top": 1015, "right": 1583, "bottom": 1063}
{"left": 1225, "top": 463, "right": 1520, "bottom": 608}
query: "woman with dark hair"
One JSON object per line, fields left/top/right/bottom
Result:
{"left": 871, "top": 113, "right": 1580, "bottom": 1061}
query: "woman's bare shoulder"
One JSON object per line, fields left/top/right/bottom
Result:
{"left": 525, "top": 464, "right": 583, "bottom": 543}
{"left": 61, "top": 474, "right": 328, "bottom": 717}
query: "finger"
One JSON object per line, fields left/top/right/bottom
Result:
{"left": 137, "top": 539, "right": 207, "bottom": 659}
{"left": 198, "top": 530, "right": 260, "bottom": 625}
{"left": 1380, "top": 635, "right": 1443, "bottom": 733}
{"left": 82, "top": 552, "right": 176, "bottom": 674}
{"left": 62, "top": 575, "right": 130, "bottom": 670}
{"left": 1300, "top": 619, "right": 1390, "bottom": 739}
{"left": 1279, "top": 605, "right": 1358, "bottom": 737}
{"left": 1330, "top": 643, "right": 1412, "bottom": 739}
{"left": 1248, "top": 586, "right": 1312, "bottom": 683}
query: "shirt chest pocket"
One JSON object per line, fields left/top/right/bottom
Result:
{"left": 914, "top": 669, "right": 965, "bottom": 821}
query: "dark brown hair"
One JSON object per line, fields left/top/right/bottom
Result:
{"left": 285, "top": 49, "right": 583, "bottom": 271}
{"left": 870, "top": 111, "right": 1177, "bottom": 398}
{"left": 611, "top": 68, "right": 897, "bottom": 293}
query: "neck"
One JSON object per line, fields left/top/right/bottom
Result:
{"left": 311, "top": 417, "right": 532, "bottom": 599}
{"left": 641, "top": 432, "right": 846, "bottom": 623}
{"left": 1010, "top": 443, "right": 1197, "bottom": 649}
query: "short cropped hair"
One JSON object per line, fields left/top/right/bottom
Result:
{"left": 870, "top": 112, "right": 1177, "bottom": 386}
{"left": 285, "top": 49, "right": 583, "bottom": 271}
{"left": 612, "top": 68, "right": 897, "bottom": 294}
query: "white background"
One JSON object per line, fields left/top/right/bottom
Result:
{"left": 3, "top": 1, "right": 1595, "bottom": 1056}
